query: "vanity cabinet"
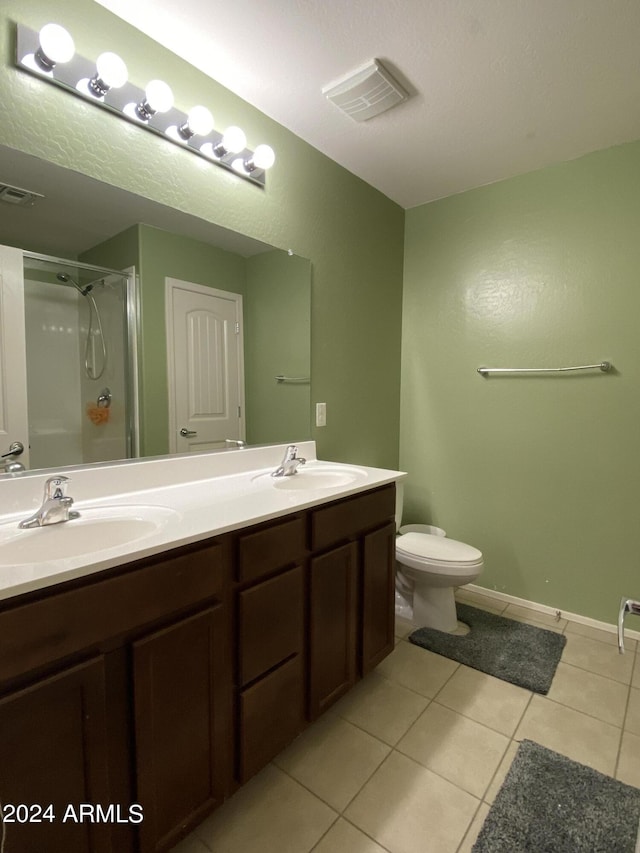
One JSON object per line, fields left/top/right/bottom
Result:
{"left": 235, "top": 515, "right": 306, "bottom": 783}
{"left": 0, "top": 481, "right": 396, "bottom": 852}
{"left": 361, "top": 521, "right": 397, "bottom": 673}
{"left": 0, "top": 656, "right": 113, "bottom": 853}
{"left": 133, "top": 605, "right": 229, "bottom": 852}
{"left": 309, "top": 541, "right": 359, "bottom": 716}
{"left": 308, "top": 484, "right": 396, "bottom": 718}
{"left": 0, "top": 538, "right": 231, "bottom": 853}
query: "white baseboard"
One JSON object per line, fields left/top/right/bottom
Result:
{"left": 465, "top": 584, "right": 640, "bottom": 644}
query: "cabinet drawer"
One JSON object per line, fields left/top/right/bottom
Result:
{"left": 238, "top": 655, "right": 304, "bottom": 782}
{"left": 311, "top": 484, "right": 395, "bottom": 552}
{"left": 238, "top": 565, "right": 303, "bottom": 686}
{"left": 237, "top": 515, "right": 306, "bottom": 583}
{"left": 0, "top": 539, "right": 228, "bottom": 685}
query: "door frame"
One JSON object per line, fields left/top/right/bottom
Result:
{"left": 0, "top": 244, "right": 30, "bottom": 469}
{"left": 165, "top": 277, "right": 246, "bottom": 454}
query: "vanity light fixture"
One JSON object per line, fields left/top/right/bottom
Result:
{"left": 22, "top": 22, "right": 75, "bottom": 74}
{"left": 15, "top": 21, "right": 275, "bottom": 187}
{"left": 78, "top": 51, "right": 128, "bottom": 99}
{"left": 124, "top": 79, "right": 174, "bottom": 123}
{"left": 167, "top": 105, "right": 214, "bottom": 143}
{"left": 201, "top": 125, "right": 247, "bottom": 159}
{"left": 232, "top": 144, "right": 276, "bottom": 176}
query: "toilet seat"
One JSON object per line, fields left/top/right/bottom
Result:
{"left": 396, "top": 532, "right": 483, "bottom": 574}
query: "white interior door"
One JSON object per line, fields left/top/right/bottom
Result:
{"left": 166, "top": 278, "right": 245, "bottom": 453}
{"left": 0, "top": 244, "right": 30, "bottom": 469}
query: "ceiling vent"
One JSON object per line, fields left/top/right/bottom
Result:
{"left": 0, "top": 183, "right": 44, "bottom": 207}
{"left": 322, "top": 59, "right": 409, "bottom": 122}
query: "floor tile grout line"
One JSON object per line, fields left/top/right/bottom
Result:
{"left": 556, "top": 653, "right": 635, "bottom": 684}
{"left": 454, "top": 797, "right": 487, "bottom": 853}
{"left": 479, "top": 691, "right": 534, "bottom": 806}
{"left": 273, "top": 740, "right": 391, "bottom": 817}
{"left": 412, "top": 695, "right": 528, "bottom": 742}
{"left": 529, "top": 690, "right": 626, "bottom": 734}
{"left": 548, "top": 662, "right": 630, "bottom": 728}
{"left": 338, "top": 815, "right": 394, "bottom": 853}
{"left": 306, "top": 812, "right": 341, "bottom": 853}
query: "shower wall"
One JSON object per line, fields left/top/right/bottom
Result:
{"left": 24, "top": 278, "right": 83, "bottom": 468}
{"left": 23, "top": 271, "right": 129, "bottom": 470}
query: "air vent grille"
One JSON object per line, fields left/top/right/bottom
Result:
{"left": 0, "top": 183, "right": 44, "bottom": 207}
{"left": 322, "top": 59, "right": 408, "bottom": 122}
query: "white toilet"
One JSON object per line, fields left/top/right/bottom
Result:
{"left": 395, "top": 523, "right": 484, "bottom": 633}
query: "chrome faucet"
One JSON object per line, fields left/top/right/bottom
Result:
{"left": 271, "top": 445, "right": 306, "bottom": 477}
{"left": 224, "top": 439, "right": 246, "bottom": 448}
{"left": 19, "top": 475, "right": 80, "bottom": 529}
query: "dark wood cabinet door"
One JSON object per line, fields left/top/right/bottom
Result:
{"left": 238, "top": 655, "right": 304, "bottom": 783}
{"left": 133, "top": 606, "right": 228, "bottom": 853}
{"left": 309, "top": 542, "right": 358, "bottom": 718}
{"left": 362, "top": 522, "right": 396, "bottom": 674}
{"left": 0, "top": 656, "right": 112, "bottom": 853}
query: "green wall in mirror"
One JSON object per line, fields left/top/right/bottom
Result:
{"left": 82, "top": 225, "right": 311, "bottom": 456}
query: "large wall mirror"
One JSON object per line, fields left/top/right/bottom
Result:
{"left": 0, "top": 145, "right": 311, "bottom": 477}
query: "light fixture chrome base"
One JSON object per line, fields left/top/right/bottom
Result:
{"left": 15, "top": 23, "right": 268, "bottom": 187}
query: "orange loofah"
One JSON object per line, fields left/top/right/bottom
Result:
{"left": 87, "top": 404, "right": 110, "bottom": 425}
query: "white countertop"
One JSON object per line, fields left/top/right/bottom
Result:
{"left": 0, "top": 442, "right": 406, "bottom": 602}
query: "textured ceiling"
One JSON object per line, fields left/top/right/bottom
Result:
{"left": 95, "top": 0, "right": 640, "bottom": 209}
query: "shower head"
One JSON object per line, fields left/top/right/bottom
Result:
{"left": 56, "top": 272, "right": 94, "bottom": 296}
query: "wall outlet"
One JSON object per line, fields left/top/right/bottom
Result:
{"left": 315, "top": 402, "right": 327, "bottom": 427}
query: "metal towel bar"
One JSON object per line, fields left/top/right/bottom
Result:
{"left": 275, "top": 375, "right": 310, "bottom": 384}
{"left": 477, "top": 361, "right": 611, "bottom": 376}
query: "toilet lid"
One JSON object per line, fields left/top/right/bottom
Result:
{"left": 396, "top": 532, "right": 483, "bottom": 565}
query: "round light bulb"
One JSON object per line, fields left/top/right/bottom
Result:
{"left": 221, "top": 126, "right": 247, "bottom": 154}
{"left": 145, "top": 79, "right": 174, "bottom": 113}
{"left": 252, "top": 144, "right": 276, "bottom": 170}
{"left": 187, "top": 105, "right": 214, "bottom": 137}
{"left": 39, "top": 23, "right": 75, "bottom": 65}
{"left": 96, "top": 52, "right": 128, "bottom": 89}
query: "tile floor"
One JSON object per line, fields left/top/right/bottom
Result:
{"left": 172, "top": 588, "right": 640, "bottom": 853}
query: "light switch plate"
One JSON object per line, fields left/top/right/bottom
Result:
{"left": 315, "top": 402, "right": 327, "bottom": 427}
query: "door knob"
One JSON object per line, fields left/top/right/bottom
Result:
{"left": 1, "top": 441, "right": 24, "bottom": 458}
{"left": 179, "top": 428, "right": 197, "bottom": 437}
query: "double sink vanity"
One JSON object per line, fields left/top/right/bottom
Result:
{"left": 0, "top": 441, "right": 405, "bottom": 853}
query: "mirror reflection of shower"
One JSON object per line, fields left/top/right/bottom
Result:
{"left": 22, "top": 253, "right": 137, "bottom": 470}
{"left": 55, "top": 272, "right": 107, "bottom": 380}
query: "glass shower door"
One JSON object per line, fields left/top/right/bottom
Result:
{"left": 21, "top": 254, "right": 136, "bottom": 470}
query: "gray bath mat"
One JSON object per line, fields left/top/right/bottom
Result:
{"left": 472, "top": 740, "right": 640, "bottom": 852}
{"left": 409, "top": 603, "right": 566, "bottom": 693}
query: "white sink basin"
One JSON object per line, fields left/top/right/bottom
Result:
{"left": 253, "top": 463, "right": 368, "bottom": 491}
{"left": 0, "top": 505, "right": 180, "bottom": 565}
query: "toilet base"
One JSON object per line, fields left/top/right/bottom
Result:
{"left": 413, "top": 585, "right": 459, "bottom": 633}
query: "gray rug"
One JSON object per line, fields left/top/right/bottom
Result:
{"left": 409, "top": 603, "right": 566, "bottom": 693}
{"left": 472, "top": 740, "right": 640, "bottom": 852}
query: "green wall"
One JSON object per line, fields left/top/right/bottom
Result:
{"left": 401, "top": 140, "right": 640, "bottom": 623}
{"left": 1, "top": 0, "right": 404, "bottom": 468}
{"left": 245, "top": 251, "right": 311, "bottom": 445}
